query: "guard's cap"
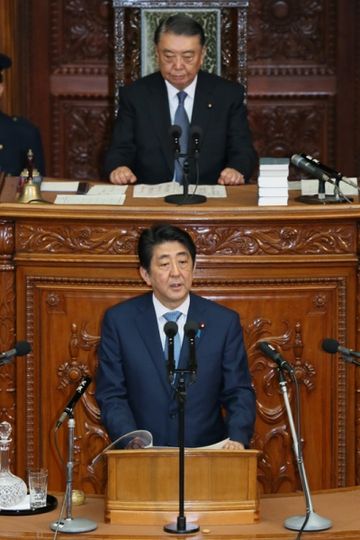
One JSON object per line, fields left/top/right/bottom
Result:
{"left": 0, "top": 53, "right": 12, "bottom": 72}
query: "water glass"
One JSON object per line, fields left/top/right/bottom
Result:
{"left": 28, "top": 468, "right": 48, "bottom": 509}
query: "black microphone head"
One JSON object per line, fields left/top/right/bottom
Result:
{"left": 322, "top": 338, "right": 339, "bottom": 354}
{"left": 184, "top": 320, "right": 198, "bottom": 338}
{"left": 15, "top": 341, "right": 31, "bottom": 356}
{"left": 190, "top": 125, "right": 203, "bottom": 138}
{"left": 169, "top": 124, "right": 182, "bottom": 138}
{"left": 164, "top": 321, "right": 178, "bottom": 338}
{"left": 82, "top": 375, "right": 92, "bottom": 386}
{"left": 290, "top": 154, "right": 303, "bottom": 167}
{"left": 258, "top": 340, "right": 275, "bottom": 358}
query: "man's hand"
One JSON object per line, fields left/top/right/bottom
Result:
{"left": 125, "top": 436, "right": 146, "bottom": 449}
{"left": 110, "top": 166, "right": 137, "bottom": 185}
{"left": 217, "top": 167, "right": 245, "bottom": 185}
{"left": 222, "top": 439, "right": 245, "bottom": 450}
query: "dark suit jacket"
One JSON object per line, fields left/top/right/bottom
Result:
{"left": 95, "top": 292, "right": 256, "bottom": 448}
{"left": 104, "top": 70, "right": 258, "bottom": 184}
{"left": 0, "top": 111, "right": 45, "bottom": 176}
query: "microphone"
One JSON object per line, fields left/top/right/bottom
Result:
{"left": 299, "top": 154, "right": 342, "bottom": 179}
{"left": 0, "top": 341, "right": 31, "bottom": 366}
{"left": 189, "top": 125, "right": 202, "bottom": 157}
{"left": 164, "top": 321, "right": 178, "bottom": 383}
{"left": 322, "top": 338, "right": 360, "bottom": 359}
{"left": 258, "top": 341, "right": 294, "bottom": 373}
{"left": 291, "top": 154, "right": 333, "bottom": 183}
{"left": 168, "top": 124, "right": 182, "bottom": 157}
{"left": 56, "top": 376, "right": 92, "bottom": 429}
{"left": 184, "top": 320, "right": 198, "bottom": 381}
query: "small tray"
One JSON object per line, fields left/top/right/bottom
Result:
{"left": 0, "top": 494, "right": 58, "bottom": 515}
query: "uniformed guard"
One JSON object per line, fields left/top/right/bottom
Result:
{"left": 0, "top": 53, "right": 45, "bottom": 176}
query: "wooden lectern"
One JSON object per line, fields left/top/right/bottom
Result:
{"left": 105, "top": 448, "right": 259, "bottom": 526}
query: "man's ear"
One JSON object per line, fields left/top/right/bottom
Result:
{"left": 201, "top": 46, "right": 206, "bottom": 65}
{"left": 139, "top": 266, "right": 151, "bottom": 286}
{"left": 0, "top": 83, "right": 4, "bottom": 99}
{"left": 155, "top": 46, "right": 160, "bottom": 64}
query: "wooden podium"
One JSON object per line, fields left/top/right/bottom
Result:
{"left": 105, "top": 448, "right": 259, "bottom": 526}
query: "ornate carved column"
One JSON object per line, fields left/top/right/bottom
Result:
{"left": 0, "top": 220, "right": 16, "bottom": 457}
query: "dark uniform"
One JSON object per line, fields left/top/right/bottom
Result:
{"left": 0, "top": 53, "right": 45, "bottom": 176}
{"left": 0, "top": 112, "right": 45, "bottom": 176}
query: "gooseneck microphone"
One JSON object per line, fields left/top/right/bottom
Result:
{"left": 0, "top": 340, "right": 31, "bottom": 359}
{"left": 184, "top": 320, "right": 198, "bottom": 382}
{"left": 291, "top": 154, "right": 333, "bottom": 183}
{"left": 258, "top": 341, "right": 294, "bottom": 373}
{"left": 189, "top": 125, "right": 202, "bottom": 157}
{"left": 56, "top": 376, "right": 92, "bottom": 428}
{"left": 292, "top": 154, "right": 358, "bottom": 192}
{"left": 0, "top": 341, "right": 31, "bottom": 366}
{"left": 168, "top": 124, "right": 182, "bottom": 157}
{"left": 291, "top": 153, "right": 354, "bottom": 204}
{"left": 322, "top": 338, "right": 360, "bottom": 364}
{"left": 165, "top": 124, "right": 206, "bottom": 206}
{"left": 164, "top": 321, "right": 178, "bottom": 383}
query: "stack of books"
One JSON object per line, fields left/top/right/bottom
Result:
{"left": 258, "top": 157, "right": 289, "bottom": 206}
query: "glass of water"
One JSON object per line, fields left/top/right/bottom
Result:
{"left": 28, "top": 468, "right": 48, "bottom": 509}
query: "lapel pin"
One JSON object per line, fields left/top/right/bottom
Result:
{"left": 207, "top": 103, "right": 213, "bottom": 108}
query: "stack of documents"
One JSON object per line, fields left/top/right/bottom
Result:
{"left": 258, "top": 158, "right": 289, "bottom": 206}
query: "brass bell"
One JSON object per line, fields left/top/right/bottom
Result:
{"left": 17, "top": 178, "right": 48, "bottom": 204}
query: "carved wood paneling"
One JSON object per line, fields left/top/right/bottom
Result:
{"left": 0, "top": 221, "right": 16, "bottom": 461}
{"left": 249, "top": 96, "right": 336, "bottom": 173}
{"left": 51, "top": 99, "right": 112, "bottom": 179}
{"left": 15, "top": 221, "right": 355, "bottom": 256}
{"left": 247, "top": 0, "right": 336, "bottom": 75}
{"left": 50, "top": 0, "right": 113, "bottom": 71}
{"left": 16, "top": 269, "right": 352, "bottom": 495}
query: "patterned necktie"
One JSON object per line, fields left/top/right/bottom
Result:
{"left": 174, "top": 91, "right": 189, "bottom": 183}
{"left": 164, "top": 311, "right": 182, "bottom": 367}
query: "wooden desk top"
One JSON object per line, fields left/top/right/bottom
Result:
{"left": 1, "top": 177, "right": 360, "bottom": 222}
{"left": 1, "top": 488, "right": 360, "bottom": 539}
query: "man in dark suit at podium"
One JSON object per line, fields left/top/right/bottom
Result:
{"left": 104, "top": 14, "right": 257, "bottom": 186}
{"left": 0, "top": 52, "right": 45, "bottom": 176}
{"left": 96, "top": 224, "right": 256, "bottom": 449}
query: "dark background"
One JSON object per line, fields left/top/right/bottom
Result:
{"left": 0, "top": 0, "right": 358, "bottom": 182}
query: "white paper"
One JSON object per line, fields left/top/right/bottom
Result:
{"left": 54, "top": 194, "right": 126, "bottom": 205}
{"left": 258, "top": 196, "right": 289, "bottom": 206}
{"left": 258, "top": 186, "right": 288, "bottom": 197}
{"left": 133, "top": 182, "right": 226, "bottom": 198}
{"left": 41, "top": 181, "right": 79, "bottom": 192}
{"left": 152, "top": 438, "right": 231, "bottom": 450}
{"left": 91, "top": 430, "right": 153, "bottom": 466}
{"left": 301, "top": 177, "right": 358, "bottom": 196}
{"left": 87, "top": 185, "right": 128, "bottom": 195}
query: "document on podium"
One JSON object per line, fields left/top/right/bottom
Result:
{"left": 133, "top": 182, "right": 227, "bottom": 198}
{"left": 54, "top": 194, "right": 126, "bottom": 205}
{"left": 91, "top": 430, "right": 231, "bottom": 465}
{"left": 54, "top": 184, "right": 128, "bottom": 205}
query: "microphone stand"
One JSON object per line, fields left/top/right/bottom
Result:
{"left": 0, "top": 357, "right": 14, "bottom": 367}
{"left": 163, "top": 369, "right": 199, "bottom": 534}
{"left": 50, "top": 415, "right": 97, "bottom": 533}
{"left": 164, "top": 154, "right": 206, "bottom": 206}
{"left": 277, "top": 368, "right": 332, "bottom": 532}
{"left": 339, "top": 353, "right": 360, "bottom": 367}
{"left": 297, "top": 172, "right": 352, "bottom": 205}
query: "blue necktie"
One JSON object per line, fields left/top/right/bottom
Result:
{"left": 174, "top": 91, "right": 189, "bottom": 183}
{"left": 164, "top": 311, "right": 182, "bottom": 367}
